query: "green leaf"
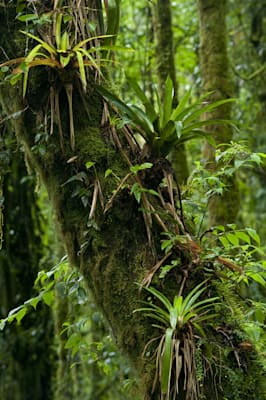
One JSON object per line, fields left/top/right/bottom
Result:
{"left": 161, "top": 328, "right": 173, "bottom": 395}
{"left": 255, "top": 308, "right": 265, "bottom": 324}
{"left": 219, "top": 236, "right": 230, "bottom": 248}
{"left": 180, "top": 284, "right": 206, "bottom": 313}
{"left": 104, "top": 168, "right": 113, "bottom": 178}
{"left": 127, "top": 77, "right": 157, "bottom": 122}
{"left": 130, "top": 105, "right": 155, "bottom": 135}
{"left": 169, "top": 307, "right": 178, "bottom": 329}
{"left": 144, "top": 286, "right": 172, "bottom": 312}
{"left": 246, "top": 228, "right": 261, "bottom": 245}
{"left": 160, "top": 120, "right": 175, "bottom": 140}
{"left": 181, "top": 119, "right": 235, "bottom": 134}
{"left": 15, "top": 307, "right": 27, "bottom": 323}
{"left": 250, "top": 153, "right": 262, "bottom": 165}
{"left": 60, "top": 31, "right": 70, "bottom": 53}
{"left": 235, "top": 159, "right": 246, "bottom": 169}
{"left": 183, "top": 98, "right": 236, "bottom": 125}
{"left": 1, "top": 66, "right": 9, "bottom": 73}
{"left": 72, "top": 34, "right": 114, "bottom": 52}
{"left": 55, "top": 13, "right": 63, "bottom": 49}
{"left": 214, "top": 225, "right": 225, "bottom": 232}
{"left": 130, "top": 182, "right": 142, "bottom": 203}
{"left": 62, "top": 171, "right": 88, "bottom": 186}
{"left": 246, "top": 272, "right": 266, "bottom": 287}
{"left": 173, "top": 295, "right": 183, "bottom": 313}
{"left": 159, "top": 264, "right": 176, "bottom": 279}
{"left": 20, "top": 30, "right": 57, "bottom": 55}
{"left": 8, "top": 305, "right": 23, "bottom": 317}
{"left": 65, "top": 332, "right": 81, "bottom": 350}
{"left": 24, "top": 295, "right": 41, "bottom": 310}
{"left": 226, "top": 232, "right": 239, "bottom": 246}
{"left": 161, "top": 239, "right": 173, "bottom": 252}
{"left": 147, "top": 189, "right": 160, "bottom": 197}
{"left": 235, "top": 231, "right": 251, "bottom": 244}
{"left": 135, "top": 310, "right": 168, "bottom": 326}
{"left": 96, "top": 85, "right": 153, "bottom": 139}
{"left": 77, "top": 47, "right": 101, "bottom": 74}
{"left": 105, "top": 0, "right": 120, "bottom": 36}
{"left": 17, "top": 14, "right": 38, "bottom": 22}
{"left": 85, "top": 161, "right": 95, "bottom": 169}
{"left": 76, "top": 50, "right": 86, "bottom": 89}
{"left": 175, "top": 121, "right": 183, "bottom": 139}
{"left": 42, "top": 291, "right": 54, "bottom": 307}
{"left": 25, "top": 44, "right": 43, "bottom": 62}
{"left": 170, "top": 88, "right": 192, "bottom": 121}
{"left": 130, "top": 162, "right": 153, "bottom": 174}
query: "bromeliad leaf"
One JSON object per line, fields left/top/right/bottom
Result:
{"left": 98, "top": 77, "right": 236, "bottom": 158}
{"left": 161, "top": 327, "right": 174, "bottom": 395}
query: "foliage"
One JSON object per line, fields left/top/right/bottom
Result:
{"left": 135, "top": 283, "right": 219, "bottom": 399}
{"left": 0, "top": 14, "right": 113, "bottom": 94}
{"left": 0, "top": 3, "right": 123, "bottom": 151}
{"left": 0, "top": 255, "right": 135, "bottom": 399}
{"left": 0, "top": 1, "right": 266, "bottom": 399}
{"left": 97, "top": 77, "right": 236, "bottom": 158}
{"left": 184, "top": 142, "right": 266, "bottom": 231}
{"left": 129, "top": 142, "right": 266, "bottom": 397}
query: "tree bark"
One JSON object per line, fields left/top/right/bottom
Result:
{"left": 154, "top": 0, "right": 189, "bottom": 183}
{"left": 198, "top": 0, "right": 240, "bottom": 226}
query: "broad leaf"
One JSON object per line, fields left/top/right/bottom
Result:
{"left": 127, "top": 77, "right": 157, "bottom": 122}
{"left": 170, "top": 88, "right": 192, "bottom": 122}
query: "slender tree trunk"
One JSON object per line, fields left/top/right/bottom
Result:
{"left": 154, "top": 0, "right": 189, "bottom": 183}
{"left": 250, "top": 2, "right": 266, "bottom": 236}
{"left": 198, "top": 0, "right": 240, "bottom": 226}
{"left": 0, "top": 150, "right": 54, "bottom": 400}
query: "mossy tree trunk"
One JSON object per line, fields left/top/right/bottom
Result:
{"left": 250, "top": 2, "right": 266, "bottom": 237}
{"left": 198, "top": 0, "right": 240, "bottom": 226}
{"left": 154, "top": 0, "right": 189, "bottom": 183}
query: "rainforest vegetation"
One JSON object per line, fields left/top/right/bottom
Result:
{"left": 0, "top": 1, "right": 265, "bottom": 399}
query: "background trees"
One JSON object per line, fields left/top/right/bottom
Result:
{"left": 0, "top": 1, "right": 265, "bottom": 399}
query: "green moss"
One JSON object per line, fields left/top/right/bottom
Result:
{"left": 75, "top": 127, "right": 110, "bottom": 163}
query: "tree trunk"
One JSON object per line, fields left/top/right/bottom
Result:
{"left": 198, "top": 0, "right": 240, "bottom": 226}
{"left": 0, "top": 149, "right": 54, "bottom": 400}
{"left": 154, "top": 0, "right": 189, "bottom": 183}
